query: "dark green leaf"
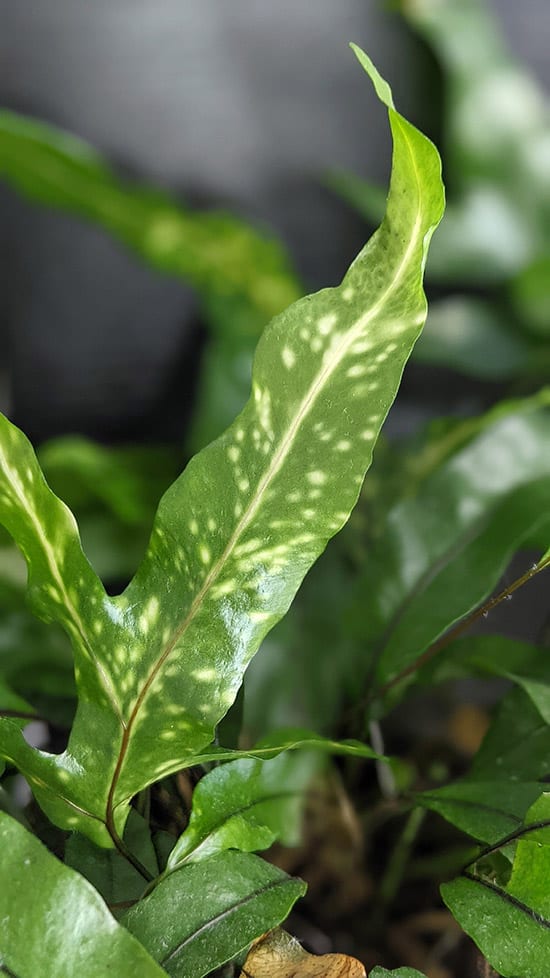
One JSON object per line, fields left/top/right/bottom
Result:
{"left": 470, "top": 688, "right": 550, "bottom": 783}
{"left": 122, "top": 850, "right": 306, "bottom": 978}
{"left": 0, "top": 812, "right": 167, "bottom": 978}
{"left": 442, "top": 795, "right": 550, "bottom": 978}
{"left": 39, "top": 437, "right": 179, "bottom": 528}
{"left": 417, "top": 781, "right": 544, "bottom": 845}
{"left": 347, "top": 402, "right": 550, "bottom": 693}
{"left": 166, "top": 754, "right": 310, "bottom": 872}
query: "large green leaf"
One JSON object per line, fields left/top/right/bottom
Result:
{"left": 347, "top": 401, "right": 550, "bottom": 694}
{"left": 0, "top": 812, "right": 167, "bottom": 978}
{"left": 38, "top": 437, "right": 179, "bottom": 529}
{"left": 122, "top": 850, "right": 306, "bottom": 978}
{"left": 0, "top": 49, "right": 443, "bottom": 845}
{"left": 442, "top": 794, "right": 550, "bottom": 977}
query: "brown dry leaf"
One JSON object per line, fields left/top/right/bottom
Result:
{"left": 240, "top": 928, "right": 366, "bottom": 978}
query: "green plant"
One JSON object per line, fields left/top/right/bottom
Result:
{"left": 0, "top": 49, "right": 444, "bottom": 977}
{"left": 1, "top": 38, "right": 550, "bottom": 978}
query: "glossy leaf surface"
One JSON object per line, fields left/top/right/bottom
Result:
{"left": 0, "top": 812, "right": 167, "bottom": 978}
{"left": 166, "top": 754, "right": 309, "bottom": 871}
{"left": 122, "top": 850, "right": 305, "bottom": 978}
{"left": 442, "top": 795, "right": 550, "bottom": 978}
{"left": 0, "top": 50, "right": 443, "bottom": 845}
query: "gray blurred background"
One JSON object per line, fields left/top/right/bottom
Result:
{"left": 0, "top": 0, "right": 549, "bottom": 443}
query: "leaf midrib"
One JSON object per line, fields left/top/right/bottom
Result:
{"left": 109, "top": 116, "right": 426, "bottom": 808}
{"left": 0, "top": 445, "right": 123, "bottom": 725}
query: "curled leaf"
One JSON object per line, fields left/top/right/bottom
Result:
{"left": 240, "top": 928, "right": 366, "bottom": 978}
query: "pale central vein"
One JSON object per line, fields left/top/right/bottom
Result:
{"left": 0, "top": 452, "right": 123, "bottom": 726}
{"left": 107, "top": 123, "right": 429, "bottom": 813}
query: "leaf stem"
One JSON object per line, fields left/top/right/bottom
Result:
{"left": 375, "top": 554, "right": 550, "bottom": 701}
{"left": 105, "top": 819, "right": 154, "bottom": 883}
{"left": 373, "top": 806, "right": 425, "bottom": 930}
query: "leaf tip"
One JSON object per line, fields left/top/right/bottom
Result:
{"left": 349, "top": 43, "right": 395, "bottom": 111}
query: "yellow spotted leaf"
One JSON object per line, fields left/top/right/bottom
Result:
{"left": 0, "top": 47, "right": 443, "bottom": 847}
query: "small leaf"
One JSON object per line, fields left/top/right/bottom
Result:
{"left": 240, "top": 928, "right": 365, "bottom": 978}
{"left": 442, "top": 795, "right": 550, "bottom": 978}
{"left": 417, "top": 781, "right": 544, "bottom": 844}
{"left": 0, "top": 812, "right": 167, "bottom": 978}
{"left": 122, "top": 851, "right": 306, "bottom": 978}
{"left": 166, "top": 753, "right": 310, "bottom": 872}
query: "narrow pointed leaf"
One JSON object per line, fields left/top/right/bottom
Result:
{"left": 185, "top": 730, "right": 384, "bottom": 767}
{"left": 0, "top": 49, "right": 443, "bottom": 844}
{"left": 103, "top": 48, "right": 443, "bottom": 820}
{"left": 0, "top": 812, "right": 167, "bottom": 978}
{"left": 122, "top": 850, "right": 306, "bottom": 978}
{"left": 375, "top": 478, "right": 550, "bottom": 686}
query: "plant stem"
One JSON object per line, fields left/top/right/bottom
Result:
{"left": 106, "top": 820, "right": 154, "bottom": 882}
{"left": 374, "top": 806, "right": 426, "bottom": 928}
{"left": 375, "top": 554, "right": 550, "bottom": 700}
